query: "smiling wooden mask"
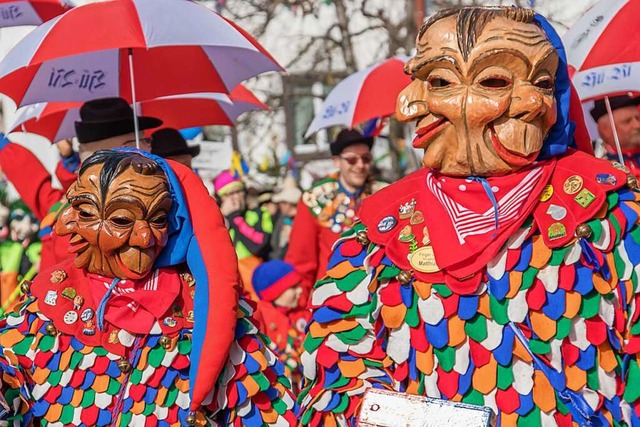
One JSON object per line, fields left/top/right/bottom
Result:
{"left": 397, "top": 7, "right": 559, "bottom": 176}
{"left": 55, "top": 151, "right": 172, "bottom": 279}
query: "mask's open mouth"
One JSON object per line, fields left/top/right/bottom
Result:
{"left": 489, "top": 123, "right": 539, "bottom": 166}
{"left": 413, "top": 116, "right": 447, "bottom": 148}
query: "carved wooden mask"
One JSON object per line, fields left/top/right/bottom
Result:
{"left": 56, "top": 151, "right": 172, "bottom": 279}
{"left": 397, "top": 7, "right": 559, "bottom": 176}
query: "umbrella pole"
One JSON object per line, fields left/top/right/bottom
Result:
{"left": 604, "top": 95, "right": 625, "bottom": 165}
{"left": 127, "top": 48, "right": 141, "bottom": 149}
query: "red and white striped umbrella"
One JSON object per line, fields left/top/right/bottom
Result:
{"left": 305, "top": 55, "right": 411, "bottom": 137}
{"left": 0, "top": 0, "right": 282, "bottom": 108}
{"left": 0, "top": 0, "right": 72, "bottom": 27}
{"left": 564, "top": 0, "right": 640, "bottom": 101}
{"left": 8, "top": 85, "right": 268, "bottom": 142}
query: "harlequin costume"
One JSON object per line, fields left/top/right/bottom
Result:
{"left": 0, "top": 150, "right": 297, "bottom": 426}
{"left": 298, "top": 8, "right": 640, "bottom": 427}
{"left": 286, "top": 130, "right": 386, "bottom": 293}
{"left": 252, "top": 260, "right": 310, "bottom": 392}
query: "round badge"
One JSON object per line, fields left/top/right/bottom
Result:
{"left": 377, "top": 216, "right": 397, "bottom": 233}
{"left": 331, "top": 224, "right": 342, "bottom": 233}
{"left": 563, "top": 175, "right": 583, "bottom": 195}
{"left": 63, "top": 310, "right": 78, "bottom": 325}
{"left": 409, "top": 246, "right": 441, "bottom": 273}
{"left": 540, "top": 185, "right": 554, "bottom": 202}
{"left": 81, "top": 308, "right": 94, "bottom": 322}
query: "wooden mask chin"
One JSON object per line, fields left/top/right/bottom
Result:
{"left": 55, "top": 151, "right": 172, "bottom": 280}
{"left": 397, "top": 7, "right": 559, "bottom": 177}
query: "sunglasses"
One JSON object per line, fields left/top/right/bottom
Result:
{"left": 340, "top": 153, "right": 373, "bottom": 165}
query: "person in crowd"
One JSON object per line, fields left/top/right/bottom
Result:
{"left": 299, "top": 6, "right": 640, "bottom": 426}
{"left": 286, "top": 129, "right": 387, "bottom": 294}
{"left": 252, "top": 260, "right": 309, "bottom": 393}
{"left": 0, "top": 97, "right": 162, "bottom": 270}
{"left": 269, "top": 177, "right": 302, "bottom": 260}
{"left": 591, "top": 94, "right": 640, "bottom": 175}
{"left": 258, "top": 189, "right": 279, "bottom": 218}
{"left": 0, "top": 149, "right": 297, "bottom": 425}
{"left": 0, "top": 200, "right": 41, "bottom": 310}
{"left": 150, "top": 127, "right": 201, "bottom": 169}
{"left": 214, "top": 171, "right": 273, "bottom": 296}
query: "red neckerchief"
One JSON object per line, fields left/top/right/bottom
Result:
{"left": 361, "top": 160, "right": 556, "bottom": 294}
{"left": 88, "top": 270, "right": 181, "bottom": 334}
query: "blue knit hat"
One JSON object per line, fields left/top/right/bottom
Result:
{"left": 252, "top": 260, "right": 301, "bottom": 302}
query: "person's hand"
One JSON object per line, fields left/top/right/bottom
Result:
{"left": 56, "top": 139, "right": 74, "bottom": 158}
{"left": 220, "top": 196, "right": 241, "bottom": 217}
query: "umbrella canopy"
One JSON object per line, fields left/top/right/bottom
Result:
{"left": 304, "top": 55, "right": 411, "bottom": 137}
{"left": 0, "top": 0, "right": 282, "bottom": 107}
{"left": 564, "top": 0, "right": 640, "bottom": 101}
{"left": 0, "top": 0, "right": 71, "bottom": 27}
{"left": 8, "top": 85, "right": 268, "bottom": 142}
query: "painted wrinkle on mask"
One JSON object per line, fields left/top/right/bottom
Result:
{"left": 396, "top": 15, "right": 559, "bottom": 176}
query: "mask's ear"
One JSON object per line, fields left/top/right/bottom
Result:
{"left": 54, "top": 205, "right": 79, "bottom": 237}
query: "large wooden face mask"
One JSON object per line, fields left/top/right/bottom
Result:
{"left": 397, "top": 10, "right": 559, "bottom": 176}
{"left": 56, "top": 153, "right": 172, "bottom": 279}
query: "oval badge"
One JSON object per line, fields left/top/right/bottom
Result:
{"left": 409, "top": 246, "right": 441, "bottom": 273}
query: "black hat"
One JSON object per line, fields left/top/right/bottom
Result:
{"left": 151, "top": 128, "right": 200, "bottom": 158}
{"left": 75, "top": 97, "right": 162, "bottom": 144}
{"left": 330, "top": 129, "right": 374, "bottom": 156}
{"left": 590, "top": 94, "right": 640, "bottom": 122}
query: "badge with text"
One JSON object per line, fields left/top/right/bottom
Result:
{"left": 377, "top": 215, "right": 397, "bottom": 233}
{"left": 409, "top": 246, "right": 441, "bottom": 273}
{"left": 563, "top": 175, "right": 583, "bottom": 195}
{"left": 596, "top": 174, "right": 617, "bottom": 185}
{"left": 540, "top": 184, "right": 554, "bottom": 202}
{"left": 574, "top": 188, "right": 596, "bottom": 208}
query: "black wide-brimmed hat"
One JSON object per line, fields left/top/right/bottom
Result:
{"left": 151, "top": 128, "right": 200, "bottom": 158}
{"left": 75, "top": 97, "right": 162, "bottom": 144}
{"left": 330, "top": 128, "right": 374, "bottom": 156}
{"left": 590, "top": 94, "right": 640, "bottom": 122}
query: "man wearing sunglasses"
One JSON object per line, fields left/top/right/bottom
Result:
{"left": 286, "top": 128, "right": 387, "bottom": 295}
{"left": 0, "top": 97, "right": 162, "bottom": 270}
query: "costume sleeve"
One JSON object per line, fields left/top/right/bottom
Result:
{"left": 227, "top": 210, "right": 272, "bottom": 259}
{"left": 207, "top": 298, "right": 298, "bottom": 426}
{"left": 0, "top": 297, "right": 42, "bottom": 424}
{"left": 285, "top": 200, "right": 320, "bottom": 293}
{"left": 0, "top": 139, "right": 63, "bottom": 220}
{"left": 54, "top": 153, "right": 80, "bottom": 192}
{"left": 297, "top": 223, "right": 394, "bottom": 427}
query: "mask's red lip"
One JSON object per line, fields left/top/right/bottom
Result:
{"left": 489, "top": 124, "right": 538, "bottom": 166}
{"left": 413, "top": 117, "right": 447, "bottom": 148}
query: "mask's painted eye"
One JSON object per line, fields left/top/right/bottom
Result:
{"left": 79, "top": 210, "right": 95, "bottom": 219}
{"left": 150, "top": 215, "right": 168, "bottom": 227}
{"left": 478, "top": 77, "right": 512, "bottom": 88}
{"left": 427, "top": 77, "right": 452, "bottom": 89}
{"left": 534, "top": 77, "right": 554, "bottom": 90}
{"left": 110, "top": 217, "right": 134, "bottom": 227}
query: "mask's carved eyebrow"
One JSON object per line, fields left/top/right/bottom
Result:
{"left": 69, "top": 193, "right": 98, "bottom": 204}
{"left": 411, "top": 55, "right": 462, "bottom": 75}
{"left": 469, "top": 48, "right": 531, "bottom": 74}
